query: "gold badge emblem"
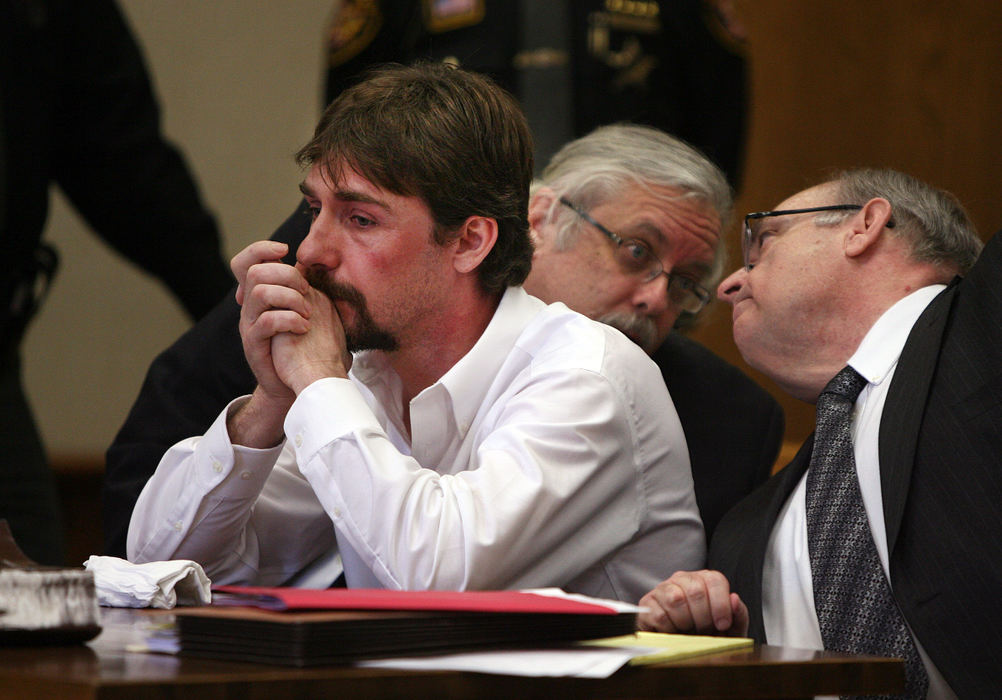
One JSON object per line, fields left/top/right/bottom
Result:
{"left": 588, "top": 0, "right": 662, "bottom": 88}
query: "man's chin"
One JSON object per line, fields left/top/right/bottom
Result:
{"left": 333, "top": 299, "right": 355, "bottom": 323}
{"left": 730, "top": 322, "right": 760, "bottom": 367}
{"left": 596, "top": 312, "right": 659, "bottom": 355}
{"left": 344, "top": 324, "right": 399, "bottom": 353}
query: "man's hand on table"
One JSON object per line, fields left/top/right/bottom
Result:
{"left": 637, "top": 570, "right": 750, "bottom": 637}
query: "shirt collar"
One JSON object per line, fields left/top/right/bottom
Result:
{"left": 432, "top": 286, "right": 544, "bottom": 436}
{"left": 848, "top": 285, "right": 946, "bottom": 386}
{"left": 349, "top": 286, "right": 545, "bottom": 438}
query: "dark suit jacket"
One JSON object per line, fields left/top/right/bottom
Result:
{"left": 653, "top": 335, "right": 783, "bottom": 542}
{"left": 710, "top": 230, "right": 1002, "bottom": 698}
{"left": 103, "top": 200, "right": 783, "bottom": 560}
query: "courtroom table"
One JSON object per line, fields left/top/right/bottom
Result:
{"left": 0, "top": 609, "right": 904, "bottom": 700}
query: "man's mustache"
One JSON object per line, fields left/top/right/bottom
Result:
{"left": 303, "top": 267, "right": 367, "bottom": 310}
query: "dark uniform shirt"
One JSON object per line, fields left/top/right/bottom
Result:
{"left": 323, "top": 0, "right": 747, "bottom": 184}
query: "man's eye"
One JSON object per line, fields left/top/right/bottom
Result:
{"left": 308, "top": 206, "right": 321, "bottom": 221}
{"left": 623, "top": 240, "right": 653, "bottom": 263}
{"left": 674, "top": 276, "right": 697, "bottom": 291}
{"left": 757, "top": 230, "right": 777, "bottom": 249}
{"left": 350, "top": 214, "right": 376, "bottom": 228}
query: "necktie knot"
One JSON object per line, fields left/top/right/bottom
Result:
{"left": 821, "top": 365, "right": 867, "bottom": 403}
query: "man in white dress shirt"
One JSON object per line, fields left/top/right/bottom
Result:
{"left": 635, "top": 168, "right": 1001, "bottom": 697}
{"left": 127, "top": 62, "right": 704, "bottom": 601}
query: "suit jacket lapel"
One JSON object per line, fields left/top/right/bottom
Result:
{"left": 879, "top": 282, "right": 956, "bottom": 555}
{"left": 721, "top": 435, "right": 814, "bottom": 641}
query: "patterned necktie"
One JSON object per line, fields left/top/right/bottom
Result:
{"left": 806, "top": 366, "right": 929, "bottom": 700}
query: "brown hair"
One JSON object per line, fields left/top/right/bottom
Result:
{"left": 296, "top": 62, "right": 534, "bottom": 294}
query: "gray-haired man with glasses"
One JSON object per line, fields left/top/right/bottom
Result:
{"left": 556, "top": 197, "right": 712, "bottom": 317}
{"left": 527, "top": 125, "right": 728, "bottom": 354}
{"left": 638, "top": 168, "right": 999, "bottom": 698}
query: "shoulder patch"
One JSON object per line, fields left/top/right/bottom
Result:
{"left": 327, "top": 0, "right": 383, "bottom": 68}
{"left": 422, "top": 0, "right": 485, "bottom": 34}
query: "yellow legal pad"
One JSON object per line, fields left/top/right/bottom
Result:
{"left": 582, "top": 632, "right": 754, "bottom": 665}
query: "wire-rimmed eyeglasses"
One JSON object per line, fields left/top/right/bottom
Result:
{"left": 743, "top": 204, "right": 895, "bottom": 270}
{"left": 558, "top": 197, "right": 711, "bottom": 315}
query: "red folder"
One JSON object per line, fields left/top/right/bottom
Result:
{"left": 210, "top": 585, "right": 621, "bottom": 615}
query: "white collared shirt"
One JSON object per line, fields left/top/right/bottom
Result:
{"left": 128, "top": 286, "right": 705, "bottom": 602}
{"left": 762, "top": 285, "right": 955, "bottom": 698}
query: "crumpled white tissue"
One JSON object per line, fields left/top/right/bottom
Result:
{"left": 83, "top": 556, "right": 211, "bottom": 609}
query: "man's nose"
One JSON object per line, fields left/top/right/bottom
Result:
{"left": 717, "top": 267, "right": 746, "bottom": 303}
{"left": 632, "top": 273, "right": 672, "bottom": 317}
{"left": 296, "top": 219, "right": 340, "bottom": 271}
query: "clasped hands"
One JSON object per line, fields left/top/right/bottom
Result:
{"left": 637, "top": 569, "right": 750, "bottom": 637}
{"left": 226, "top": 241, "right": 350, "bottom": 446}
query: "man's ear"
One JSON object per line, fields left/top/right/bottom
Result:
{"left": 844, "top": 197, "right": 893, "bottom": 258}
{"left": 452, "top": 215, "right": 498, "bottom": 274}
{"left": 527, "top": 187, "right": 557, "bottom": 246}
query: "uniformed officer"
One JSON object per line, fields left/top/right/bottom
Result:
{"left": 0, "top": 0, "right": 232, "bottom": 564}
{"left": 323, "top": 0, "right": 748, "bottom": 184}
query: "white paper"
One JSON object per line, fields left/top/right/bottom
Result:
{"left": 358, "top": 645, "right": 657, "bottom": 678}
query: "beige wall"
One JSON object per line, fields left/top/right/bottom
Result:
{"left": 24, "top": 1, "right": 332, "bottom": 457}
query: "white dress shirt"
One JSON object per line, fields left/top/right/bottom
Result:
{"left": 762, "top": 285, "right": 955, "bottom": 699}
{"left": 128, "top": 286, "right": 705, "bottom": 602}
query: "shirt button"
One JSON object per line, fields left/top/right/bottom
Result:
{"left": 294, "top": 434, "right": 303, "bottom": 448}
{"left": 174, "top": 521, "right": 183, "bottom": 531}
{"left": 240, "top": 472, "right": 251, "bottom": 480}
{"left": 333, "top": 508, "right": 342, "bottom": 519}
{"left": 212, "top": 459, "right": 223, "bottom": 473}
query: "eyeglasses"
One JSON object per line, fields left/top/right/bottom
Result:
{"left": 742, "top": 204, "right": 895, "bottom": 270}
{"left": 558, "top": 197, "right": 711, "bottom": 315}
